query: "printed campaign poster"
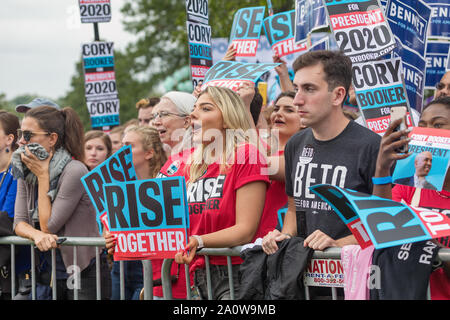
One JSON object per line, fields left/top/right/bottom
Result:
{"left": 185, "top": 0, "right": 209, "bottom": 24}
{"left": 392, "top": 127, "right": 450, "bottom": 191}
{"left": 200, "top": 60, "right": 280, "bottom": 92}
{"left": 385, "top": 0, "right": 432, "bottom": 58}
{"left": 352, "top": 56, "right": 413, "bottom": 135}
{"left": 79, "top": 0, "right": 112, "bottom": 24}
{"left": 324, "top": 0, "right": 396, "bottom": 63}
{"left": 229, "top": 6, "right": 266, "bottom": 57}
{"left": 81, "top": 41, "right": 120, "bottom": 128}
{"left": 391, "top": 40, "right": 427, "bottom": 112}
{"left": 425, "top": 40, "right": 450, "bottom": 90}
{"left": 310, "top": 184, "right": 450, "bottom": 249}
{"left": 81, "top": 145, "right": 137, "bottom": 233}
{"left": 294, "top": 0, "right": 329, "bottom": 45}
{"left": 304, "top": 259, "right": 344, "bottom": 288}
{"left": 263, "top": 10, "right": 308, "bottom": 58}
{"left": 186, "top": 20, "right": 213, "bottom": 88}
{"left": 104, "top": 177, "right": 190, "bottom": 261}
{"left": 426, "top": 0, "right": 450, "bottom": 40}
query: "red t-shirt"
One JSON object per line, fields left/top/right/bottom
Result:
{"left": 392, "top": 184, "right": 450, "bottom": 300}
{"left": 151, "top": 148, "right": 194, "bottom": 299}
{"left": 258, "top": 150, "right": 286, "bottom": 238}
{"left": 186, "top": 143, "right": 270, "bottom": 270}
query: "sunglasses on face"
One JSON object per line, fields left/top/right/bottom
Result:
{"left": 17, "top": 129, "right": 50, "bottom": 142}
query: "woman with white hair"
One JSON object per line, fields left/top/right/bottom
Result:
{"left": 150, "top": 91, "right": 196, "bottom": 156}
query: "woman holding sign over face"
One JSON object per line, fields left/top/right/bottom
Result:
{"left": 12, "top": 106, "right": 109, "bottom": 300}
{"left": 374, "top": 96, "right": 450, "bottom": 300}
{"left": 174, "top": 86, "right": 271, "bottom": 300}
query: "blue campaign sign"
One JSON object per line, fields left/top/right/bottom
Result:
{"left": 295, "top": 0, "right": 328, "bottom": 44}
{"left": 104, "top": 177, "right": 189, "bottom": 232}
{"left": 201, "top": 60, "right": 280, "bottom": 91}
{"left": 310, "top": 184, "right": 450, "bottom": 249}
{"left": 81, "top": 145, "right": 137, "bottom": 231}
{"left": 391, "top": 38, "right": 426, "bottom": 112}
{"left": 263, "top": 10, "right": 309, "bottom": 57}
{"left": 103, "top": 176, "right": 190, "bottom": 260}
{"left": 229, "top": 6, "right": 266, "bottom": 57}
{"left": 426, "top": 0, "right": 450, "bottom": 39}
{"left": 385, "top": 0, "right": 432, "bottom": 58}
{"left": 425, "top": 41, "right": 450, "bottom": 89}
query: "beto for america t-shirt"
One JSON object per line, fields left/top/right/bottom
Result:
{"left": 284, "top": 120, "right": 381, "bottom": 240}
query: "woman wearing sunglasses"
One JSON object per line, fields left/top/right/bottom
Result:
{"left": 12, "top": 106, "right": 108, "bottom": 300}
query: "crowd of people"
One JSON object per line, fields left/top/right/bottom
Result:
{"left": 0, "top": 48, "right": 449, "bottom": 301}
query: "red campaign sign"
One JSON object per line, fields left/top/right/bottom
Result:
{"left": 365, "top": 113, "right": 413, "bottom": 135}
{"left": 347, "top": 218, "right": 373, "bottom": 249}
{"left": 85, "top": 71, "right": 116, "bottom": 82}
{"left": 201, "top": 79, "right": 254, "bottom": 92}
{"left": 230, "top": 39, "right": 259, "bottom": 57}
{"left": 412, "top": 206, "right": 450, "bottom": 240}
{"left": 272, "top": 38, "right": 307, "bottom": 57}
{"left": 191, "top": 65, "right": 210, "bottom": 78}
{"left": 112, "top": 228, "right": 188, "bottom": 261}
{"left": 329, "top": 9, "right": 385, "bottom": 30}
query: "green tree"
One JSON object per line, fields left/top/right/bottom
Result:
{"left": 59, "top": 50, "right": 157, "bottom": 130}
{"left": 120, "top": 0, "right": 294, "bottom": 90}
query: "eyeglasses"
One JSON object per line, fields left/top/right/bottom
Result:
{"left": 17, "top": 129, "right": 50, "bottom": 142}
{"left": 435, "top": 82, "right": 450, "bottom": 91}
{"left": 149, "top": 111, "right": 187, "bottom": 121}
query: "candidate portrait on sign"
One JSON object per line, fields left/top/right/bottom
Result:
{"left": 394, "top": 151, "right": 437, "bottom": 190}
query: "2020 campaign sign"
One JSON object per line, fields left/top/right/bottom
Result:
{"left": 352, "top": 56, "right": 413, "bottom": 135}
{"left": 186, "top": 20, "right": 213, "bottom": 88}
{"left": 324, "top": 0, "right": 396, "bottom": 63}
{"left": 263, "top": 10, "right": 308, "bottom": 58}
{"left": 81, "top": 145, "right": 137, "bottom": 232}
{"left": 200, "top": 60, "right": 280, "bottom": 92}
{"left": 310, "top": 184, "right": 450, "bottom": 249}
{"left": 104, "top": 177, "right": 189, "bottom": 261}
{"left": 392, "top": 127, "right": 450, "bottom": 191}
{"left": 81, "top": 41, "right": 120, "bottom": 128}
{"left": 229, "top": 6, "right": 266, "bottom": 57}
{"left": 79, "top": 0, "right": 112, "bottom": 24}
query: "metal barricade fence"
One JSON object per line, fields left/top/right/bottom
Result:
{"left": 0, "top": 236, "right": 156, "bottom": 300}
{"left": 160, "top": 246, "right": 450, "bottom": 300}
{"left": 0, "top": 236, "right": 448, "bottom": 300}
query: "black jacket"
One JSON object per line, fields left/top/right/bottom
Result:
{"left": 238, "top": 237, "right": 313, "bottom": 300}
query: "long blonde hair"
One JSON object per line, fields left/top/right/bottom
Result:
{"left": 188, "top": 86, "right": 256, "bottom": 183}
{"left": 124, "top": 125, "right": 167, "bottom": 178}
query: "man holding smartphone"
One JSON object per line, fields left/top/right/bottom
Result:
{"left": 262, "top": 50, "right": 381, "bottom": 254}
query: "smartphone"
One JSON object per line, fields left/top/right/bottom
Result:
{"left": 390, "top": 106, "right": 408, "bottom": 153}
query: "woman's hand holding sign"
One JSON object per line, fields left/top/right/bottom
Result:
{"left": 174, "top": 235, "right": 201, "bottom": 265}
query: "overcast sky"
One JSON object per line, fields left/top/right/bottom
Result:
{"left": 0, "top": 0, "right": 134, "bottom": 101}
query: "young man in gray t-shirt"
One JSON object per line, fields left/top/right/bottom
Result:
{"left": 262, "top": 50, "right": 381, "bottom": 254}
